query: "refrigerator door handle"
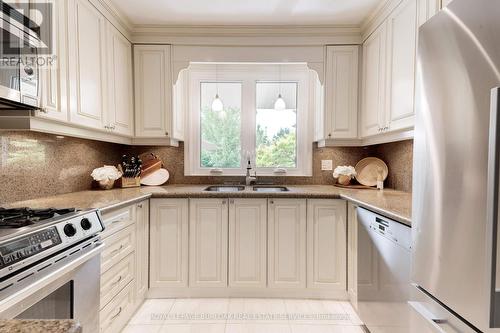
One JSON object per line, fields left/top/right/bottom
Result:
{"left": 488, "top": 87, "right": 500, "bottom": 327}
{"left": 409, "top": 301, "right": 448, "bottom": 333}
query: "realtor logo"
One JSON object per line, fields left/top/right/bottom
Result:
{"left": 1, "top": 0, "right": 55, "bottom": 67}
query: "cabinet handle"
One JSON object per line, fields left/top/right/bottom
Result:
{"left": 38, "top": 107, "right": 48, "bottom": 113}
{"left": 165, "top": 131, "right": 169, "bottom": 136}
{"left": 110, "top": 307, "right": 122, "bottom": 320}
{"left": 137, "top": 204, "right": 143, "bottom": 208}
{"left": 111, "top": 275, "right": 122, "bottom": 286}
{"left": 222, "top": 200, "right": 227, "bottom": 205}
{"left": 110, "top": 126, "right": 116, "bottom": 130}
{"left": 269, "top": 200, "right": 274, "bottom": 204}
{"left": 328, "top": 133, "right": 332, "bottom": 138}
{"left": 110, "top": 244, "right": 124, "bottom": 256}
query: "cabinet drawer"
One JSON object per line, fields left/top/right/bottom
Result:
{"left": 101, "top": 205, "right": 135, "bottom": 239}
{"left": 100, "top": 281, "right": 135, "bottom": 333}
{"left": 101, "top": 225, "right": 135, "bottom": 273}
{"left": 101, "top": 252, "right": 135, "bottom": 310}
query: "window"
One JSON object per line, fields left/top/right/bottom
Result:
{"left": 186, "top": 63, "right": 314, "bottom": 176}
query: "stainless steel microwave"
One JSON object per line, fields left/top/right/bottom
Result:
{"left": 0, "top": 1, "right": 42, "bottom": 109}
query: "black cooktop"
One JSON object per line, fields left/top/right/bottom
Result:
{"left": 0, "top": 208, "right": 77, "bottom": 228}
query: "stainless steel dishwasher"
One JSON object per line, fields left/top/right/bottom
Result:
{"left": 355, "top": 207, "right": 416, "bottom": 332}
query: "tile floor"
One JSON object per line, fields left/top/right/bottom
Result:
{"left": 122, "top": 298, "right": 365, "bottom": 333}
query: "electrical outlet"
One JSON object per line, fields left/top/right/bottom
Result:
{"left": 321, "top": 160, "right": 333, "bottom": 171}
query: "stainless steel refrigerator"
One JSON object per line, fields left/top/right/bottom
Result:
{"left": 412, "top": 0, "right": 500, "bottom": 332}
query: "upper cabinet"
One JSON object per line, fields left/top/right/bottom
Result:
{"left": 36, "top": 0, "right": 69, "bottom": 123}
{"left": 385, "top": 0, "right": 417, "bottom": 132}
{"left": 320, "top": 46, "right": 359, "bottom": 141}
{"left": 324, "top": 46, "right": 359, "bottom": 139}
{"left": 361, "top": 0, "right": 417, "bottom": 139}
{"left": 106, "top": 24, "right": 134, "bottom": 137}
{"left": 134, "top": 45, "right": 180, "bottom": 141}
{"left": 361, "top": 23, "right": 387, "bottom": 138}
{"left": 67, "top": 0, "right": 108, "bottom": 130}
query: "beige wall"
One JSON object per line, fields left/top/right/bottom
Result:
{"left": 0, "top": 131, "right": 413, "bottom": 204}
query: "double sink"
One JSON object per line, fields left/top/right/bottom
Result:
{"left": 204, "top": 185, "right": 289, "bottom": 193}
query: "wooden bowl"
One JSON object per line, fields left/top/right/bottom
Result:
{"left": 354, "top": 157, "right": 388, "bottom": 187}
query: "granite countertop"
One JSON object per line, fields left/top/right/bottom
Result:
{"left": 0, "top": 320, "right": 81, "bottom": 333}
{"left": 5, "top": 185, "right": 412, "bottom": 226}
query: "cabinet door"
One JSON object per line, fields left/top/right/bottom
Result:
{"left": 228, "top": 199, "right": 267, "bottom": 288}
{"left": 134, "top": 45, "right": 172, "bottom": 138}
{"left": 347, "top": 202, "right": 358, "bottom": 305}
{"left": 324, "top": 46, "right": 359, "bottom": 139}
{"left": 385, "top": 0, "right": 418, "bottom": 132}
{"left": 150, "top": 199, "right": 189, "bottom": 288}
{"left": 107, "top": 24, "right": 133, "bottom": 136}
{"left": 361, "top": 24, "right": 387, "bottom": 138}
{"left": 189, "top": 199, "right": 228, "bottom": 288}
{"left": 307, "top": 199, "right": 347, "bottom": 290}
{"left": 37, "top": 0, "right": 69, "bottom": 122}
{"left": 268, "top": 199, "right": 306, "bottom": 289}
{"left": 67, "top": 0, "right": 107, "bottom": 129}
{"left": 135, "top": 200, "right": 149, "bottom": 302}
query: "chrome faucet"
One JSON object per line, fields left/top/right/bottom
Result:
{"left": 245, "top": 159, "right": 257, "bottom": 186}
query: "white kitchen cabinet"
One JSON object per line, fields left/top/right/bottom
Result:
{"left": 36, "top": 0, "right": 69, "bottom": 122}
{"left": 361, "top": 0, "right": 418, "bottom": 138}
{"left": 268, "top": 199, "right": 307, "bottom": 289}
{"left": 67, "top": 0, "right": 108, "bottom": 129}
{"left": 306, "top": 199, "right": 347, "bottom": 291}
{"left": 134, "top": 200, "right": 149, "bottom": 303}
{"left": 134, "top": 45, "right": 174, "bottom": 138}
{"left": 361, "top": 23, "right": 387, "bottom": 138}
{"left": 106, "top": 23, "right": 134, "bottom": 136}
{"left": 385, "top": 0, "right": 418, "bottom": 132}
{"left": 228, "top": 199, "right": 267, "bottom": 288}
{"left": 347, "top": 202, "right": 358, "bottom": 305}
{"left": 189, "top": 199, "right": 228, "bottom": 288}
{"left": 150, "top": 199, "right": 189, "bottom": 288}
{"left": 322, "top": 46, "right": 359, "bottom": 140}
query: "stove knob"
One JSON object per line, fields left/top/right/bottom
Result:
{"left": 80, "top": 218, "right": 92, "bottom": 230}
{"left": 63, "top": 223, "right": 77, "bottom": 237}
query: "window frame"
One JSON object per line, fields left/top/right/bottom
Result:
{"left": 185, "top": 63, "right": 313, "bottom": 177}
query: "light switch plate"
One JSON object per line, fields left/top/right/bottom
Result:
{"left": 321, "top": 160, "right": 333, "bottom": 171}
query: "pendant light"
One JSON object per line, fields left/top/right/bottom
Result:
{"left": 212, "top": 64, "right": 224, "bottom": 112}
{"left": 274, "top": 64, "right": 286, "bottom": 111}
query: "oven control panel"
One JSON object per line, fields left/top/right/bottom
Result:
{"left": 0, "top": 210, "right": 104, "bottom": 275}
{"left": 0, "top": 227, "right": 62, "bottom": 269}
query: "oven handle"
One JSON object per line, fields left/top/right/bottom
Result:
{"left": 0, "top": 242, "right": 104, "bottom": 314}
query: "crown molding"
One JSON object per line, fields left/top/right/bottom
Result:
{"left": 131, "top": 25, "right": 362, "bottom": 45}
{"left": 92, "top": 0, "right": 134, "bottom": 39}
{"left": 360, "top": 0, "right": 402, "bottom": 42}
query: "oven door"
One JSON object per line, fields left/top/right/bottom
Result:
{"left": 0, "top": 239, "right": 104, "bottom": 332}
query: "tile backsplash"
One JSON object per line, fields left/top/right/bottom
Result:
{"left": 0, "top": 131, "right": 124, "bottom": 204}
{"left": 0, "top": 131, "right": 413, "bottom": 204}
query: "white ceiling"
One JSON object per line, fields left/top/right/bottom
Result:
{"left": 110, "top": 0, "right": 383, "bottom": 26}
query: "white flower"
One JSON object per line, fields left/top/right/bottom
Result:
{"left": 333, "top": 166, "right": 357, "bottom": 179}
{"left": 91, "top": 166, "right": 122, "bottom": 181}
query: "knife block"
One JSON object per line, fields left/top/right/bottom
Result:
{"left": 118, "top": 176, "right": 141, "bottom": 188}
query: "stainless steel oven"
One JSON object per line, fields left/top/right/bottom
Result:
{"left": 0, "top": 1, "right": 41, "bottom": 109}
{"left": 0, "top": 208, "right": 105, "bottom": 332}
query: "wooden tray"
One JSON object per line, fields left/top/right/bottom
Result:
{"left": 334, "top": 183, "right": 377, "bottom": 190}
{"left": 355, "top": 157, "right": 388, "bottom": 187}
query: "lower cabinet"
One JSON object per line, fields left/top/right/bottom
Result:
{"left": 150, "top": 199, "right": 189, "bottom": 288}
{"left": 99, "top": 200, "right": 149, "bottom": 333}
{"left": 148, "top": 198, "right": 348, "bottom": 298}
{"left": 307, "top": 199, "right": 347, "bottom": 290}
{"left": 189, "top": 199, "right": 229, "bottom": 288}
{"left": 268, "top": 199, "right": 307, "bottom": 289}
{"left": 228, "top": 199, "right": 267, "bottom": 288}
{"left": 347, "top": 202, "right": 358, "bottom": 305}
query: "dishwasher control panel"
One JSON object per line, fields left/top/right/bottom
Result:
{"left": 359, "top": 207, "right": 411, "bottom": 251}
